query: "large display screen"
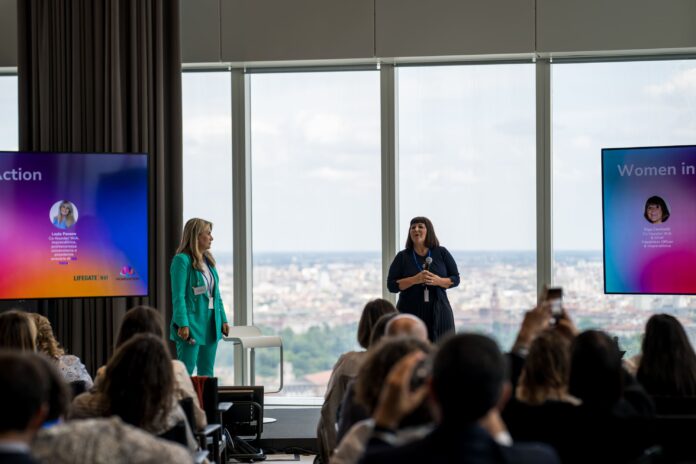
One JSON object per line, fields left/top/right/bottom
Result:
{"left": 603, "top": 145, "right": 696, "bottom": 294}
{"left": 0, "top": 152, "right": 149, "bottom": 299}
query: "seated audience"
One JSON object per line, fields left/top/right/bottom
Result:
{"left": 636, "top": 313, "right": 696, "bottom": 398}
{"left": 0, "top": 351, "right": 48, "bottom": 464}
{"left": 29, "top": 313, "right": 93, "bottom": 391}
{"left": 336, "top": 311, "right": 400, "bottom": 444}
{"left": 332, "top": 337, "right": 433, "bottom": 464}
{"left": 92, "top": 306, "right": 206, "bottom": 430}
{"left": 0, "top": 310, "right": 37, "bottom": 351}
{"left": 384, "top": 314, "right": 429, "bottom": 341}
{"left": 70, "top": 334, "right": 197, "bottom": 451}
{"left": 360, "top": 333, "right": 560, "bottom": 464}
{"left": 29, "top": 349, "right": 192, "bottom": 464}
{"left": 317, "top": 299, "right": 397, "bottom": 462}
{"left": 516, "top": 329, "right": 578, "bottom": 406}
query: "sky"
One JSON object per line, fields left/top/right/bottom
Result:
{"left": 181, "top": 60, "right": 696, "bottom": 254}
{"left": 5, "top": 61, "right": 695, "bottom": 255}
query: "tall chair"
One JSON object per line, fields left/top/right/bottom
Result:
{"left": 223, "top": 326, "right": 284, "bottom": 393}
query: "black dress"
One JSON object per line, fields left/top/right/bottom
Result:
{"left": 387, "top": 246, "right": 460, "bottom": 342}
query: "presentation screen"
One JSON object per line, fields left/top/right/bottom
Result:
{"left": 603, "top": 145, "right": 696, "bottom": 294}
{"left": 0, "top": 152, "right": 149, "bottom": 299}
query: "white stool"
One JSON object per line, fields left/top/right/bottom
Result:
{"left": 223, "top": 326, "right": 284, "bottom": 393}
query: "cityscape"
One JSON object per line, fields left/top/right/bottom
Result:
{"left": 212, "top": 251, "right": 696, "bottom": 397}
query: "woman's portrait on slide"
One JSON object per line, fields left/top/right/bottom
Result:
{"left": 50, "top": 200, "right": 79, "bottom": 229}
{"left": 644, "top": 196, "right": 670, "bottom": 225}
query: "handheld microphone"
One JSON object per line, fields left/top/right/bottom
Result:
{"left": 424, "top": 256, "right": 433, "bottom": 271}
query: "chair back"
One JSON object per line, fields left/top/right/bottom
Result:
{"left": 158, "top": 420, "right": 189, "bottom": 446}
{"left": 192, "top": 376, "right": 220, "bottom": 425}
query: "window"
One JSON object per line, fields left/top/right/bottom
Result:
{"left": 398, "top": 64, "right": 537, "bottom": 350}
{"left": 250, "top": 71, "right": 381, "bottom": 396}
{"left": 181, "top": 71, "right": 235, "bottom": 379}
{"left": 552, "top": 60, "right": 696, "bottom": 356}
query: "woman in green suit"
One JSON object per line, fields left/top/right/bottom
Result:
{"left": 170, "top": 218, "right": 230, "bottom": 375}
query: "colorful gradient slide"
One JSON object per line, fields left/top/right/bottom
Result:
{"left": 603, "top": 145, "right": 696, "bottom": 294}
{"left": 0, "top": 152, "right": 148, "bottom": 299}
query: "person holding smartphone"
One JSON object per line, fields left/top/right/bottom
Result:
{"left": 170, "top": 218, "right": 230, "bottom": 376}
{"left": 387, "top": 216, "right": 460, "bottom": 342}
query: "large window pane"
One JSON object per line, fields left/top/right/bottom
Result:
{"left": 0, "top": 75, "right": 18, "bottom": 150}
{"left": 182, "top": 71, "right": 234, "bottom": 379}
{"left": 398, "top": 64, "right": 537, "bottom": 351}
{"left": 251, "top": 71, "right": 381, "bottom": 397}
{"left": 553, "top": 60, "right": 696, "bottom": 356}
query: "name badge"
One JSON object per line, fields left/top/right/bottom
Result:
{"left": 193, "top": 285, "right": 207, "bottom": 296}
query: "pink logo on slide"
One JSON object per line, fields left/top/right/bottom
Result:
{"left": 119, "top": 266, "right": 135, "bottom": 277}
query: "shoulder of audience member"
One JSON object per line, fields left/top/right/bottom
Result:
{"left": 32, "top": 417, "right": 192, "bottom": 464}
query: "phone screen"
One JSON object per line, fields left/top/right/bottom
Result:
{"left": 546, "top": 287, "right": 563, "bottom": 315}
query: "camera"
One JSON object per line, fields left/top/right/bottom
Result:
{"left": 409, "top": 357, "right": 432, "bottom": 390}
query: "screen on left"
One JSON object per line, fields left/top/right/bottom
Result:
{"left": 0, "top": 152, "right": 149, "bottom": 299}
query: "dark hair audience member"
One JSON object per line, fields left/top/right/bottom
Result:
{"left": 115, "top": 305, "right": 165, "bottom": 349}
{"left": 637, "top": 313, "right": 696, "bottom": 397}
{"left": 357, "top": 299, "right": 398, "bottom": 349}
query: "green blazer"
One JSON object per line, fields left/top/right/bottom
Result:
{"left": 170, "top": 252, "right": 228, "bottom": 345}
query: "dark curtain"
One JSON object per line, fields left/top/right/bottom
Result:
{"left": 16, "top": 0, "right": 182, "bottom": 374}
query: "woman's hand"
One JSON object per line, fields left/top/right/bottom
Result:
{"left": 177, "top": 326, "right": 190, "bottom": 341}
{"left": 222, "top": 322, "right": 230, "bottom": 337}
{"left": 423, "top": 271, "right": 451, "bottom": 288}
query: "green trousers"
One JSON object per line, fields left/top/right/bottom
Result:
{"left": 176, "top": 340, "right": 218, "bottom": 376}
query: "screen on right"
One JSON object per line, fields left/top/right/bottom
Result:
{"left": 603, "top": 145, "right": 696, "bottom": 294}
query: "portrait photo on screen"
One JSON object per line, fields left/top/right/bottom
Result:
{"left": 50, "top": 200, "right": 79, "bottom": 229}
{"left": 603, "top": 145, "right": 696, "bottom": 295}
{"left": 0, "top": 152, "right": 149, "bottom": 300}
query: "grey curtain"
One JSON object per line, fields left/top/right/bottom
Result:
{"left": 17, "top": 0, "right": 182, "bottom": 373}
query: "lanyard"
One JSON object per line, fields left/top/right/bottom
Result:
{"left": 200, "top": 262, "right": 214, "bottom": 297}
{"left": 411, "top": 249, "right": 431, "bottom": 271}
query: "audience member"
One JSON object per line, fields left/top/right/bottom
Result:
{"left": 30, "top": 349, "right": 192, "bottom": 464}
{"left": 336, "top": 311, "right": 400, "bottom": 444}
{"left": 70, "top": 334, "right": 197, "bottom": 450}
{"left": 317, "top": 299, "right": 397, "bottom": 462}
{"left": 636, "top": 313, "right": 696, "bottom": 397}
{"left": 384, "top": 314, "right": 429, "bottom": 341}
{"left": 92, "top": 306, "right": 207, "bottom": 430}
{"left": 331, "top": 337, "right": 433, "bottom": 464}
{"left": 516, "top": 329, "right": 578, "bottom": 406}
{"left": 29, "top": 313, "right": 93, "bottom": 391}
{"left": 360, "top": 333, "right": 560, "bottom": 464}
{"left": 0, "top": 310, "right": 37, "bottom": 351}
{"left": 0, "top": 351, "right": 48, "bottom": 464}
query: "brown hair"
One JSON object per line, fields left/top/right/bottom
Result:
{"left": 354, "top": 337, "right": 432, "bottom": 413}
{"left": 115, "top": 306, "right": 164, "bottom": 349}
{"left": 357, "top": 299, "right": 398, "bottom": 349}
{"left": 30, "top": 314, "right": 64, "bottom": 359}
{"left": 404, "top": 216, "right": 440, "bottom": 249}
{"left": 102, "top": 333, "right": 174, "bottom": 429}
{"left": 0, "top": 310, "right": 37, "bottom": 351}
{"left": 517, "top": 329, "right": 572, "bottom": 405}
{"left": 176, "top": 218, "right": 216, "bottom": 270}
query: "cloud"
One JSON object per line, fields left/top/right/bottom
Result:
{"left": 306, "top": 167, "right": 360, "bottom": 182}
{"left": 645, "top": 68, "right": 696, "bottom": 97}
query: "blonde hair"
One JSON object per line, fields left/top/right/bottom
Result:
{"left": 29, "top": 313, "right": 64, "bottom": 359}
{"left": 54, "top": 200, "right": 76, "bottom": 228}
{"left": 176, "top": 218, "right": 216, "bottom": 270}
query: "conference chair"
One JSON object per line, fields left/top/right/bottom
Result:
{"left": 190, "top": 376, "right": 233, "bottom": 464}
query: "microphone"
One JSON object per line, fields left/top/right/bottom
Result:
{"left": 424, "top": 256, "right": 433, "bottom": 271}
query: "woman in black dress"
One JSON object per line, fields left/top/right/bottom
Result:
{"left": 387, "top": 216, "right": 460, "bottom": 342}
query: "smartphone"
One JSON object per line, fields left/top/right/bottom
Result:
{"left": 410, "top": 357, "right": 432, "bottom": 390}
{"left": 546, "top": 286, "right": 563, "bottom": 317}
